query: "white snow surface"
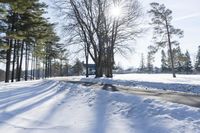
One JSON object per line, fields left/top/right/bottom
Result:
{"left": 0, "top": 75, "right": 200, "bottom": 133}
{"left": 79, "top": 74, "right": 200, "bottom": 94}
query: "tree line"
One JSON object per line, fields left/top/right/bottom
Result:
{"left": 138, "top": 45, "right": 197, "bottom": 74}
{"left": 0, "top": 0, "right": 198, "bottom": 81}
{"left": 0, "top": 0, "right": 66, "bottom": 82}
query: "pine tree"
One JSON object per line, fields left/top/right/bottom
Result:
{"left": 173, "top": 46, "right": 185, "bottom": 73}
{"left": 73, "top": 59, "right": 84, "bottom": 76}
{"left": 139, "top": 53, "right": 145, "bottom": 72}
{"left": 0, "top": 0, "right": 63, "bottom": 82}
{"left": 161, "top": 50, "right": 168, "bottom": 72}
{"left": 147, "top": 51, "right": 154, "bottom": 73}
{"left": 148, "top": 2, "right": 183, "bottom": 78}
{"left": 0, "top": 4, "right": 7, "bottom": 61}
{"left": 183, "top": 50, "right": 193, "bottom": 74}
{"left": 195, "top": 46, "right": 200, "bottom": 72}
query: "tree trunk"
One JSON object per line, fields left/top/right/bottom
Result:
{"left": 60, "top": 59, "right": 63, "bottom": 76}
{"left": 49, "top": 59, "right": 52, "bottom": 77}
{"left": 95, "top": 60, "right": 103, "bottom": 78}
{"left": 33, "top": 56, "right": 36, "bottom": 79}
{"left": 43, "top": 59, "right": 45, "bottom": 79}
{"left": 11, "top": 40, "right": 17, "bottom": 82}
{"left": 15, "top": 40, "right": 20, "bottom": 80}
{"left": 5, "top": 39, "right": 13, "bottom": 83}
{"left": 166, "top": 20, "right": 176, "bottom": 78}
{"left": 85, "top": 45, "right": 89, "bottom": 77}
{"left": 17, "top": 41, "right": 24, "bottom": 81}
{"left": 36, "top": 57, "right": 40, "bottom": 79}
{"left": 25, "top": 43, "right": 28, "bottom": 81}
{"left": 30, "top": 54, "right": 33, "bottom": 80}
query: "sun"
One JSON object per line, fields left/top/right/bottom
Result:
{"left": 110, "top": 5, "right": 122, "bottom": 18}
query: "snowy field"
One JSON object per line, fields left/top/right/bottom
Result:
{"left": 0, "top": 74, "right": 200, "bottom": 132}
{"left": 79, "top": 74, "right": 200, "bottom": 94}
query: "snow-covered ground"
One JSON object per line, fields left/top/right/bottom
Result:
{"left": 79, "top": 74, "right": 200, "bottom": 94}
{"left": 0, "top": 75, "right": 200, "bottom": 133}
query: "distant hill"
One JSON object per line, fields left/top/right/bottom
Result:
{"left": 0, "top": 69, "right": 5, "bottom": 81}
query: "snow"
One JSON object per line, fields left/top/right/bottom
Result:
{"left": 1, "top": 75, "right": 200, "bottom": 133}
{"left": 80, "top": 74, "right": 200, "bottom": 94}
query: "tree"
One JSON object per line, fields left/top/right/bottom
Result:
{"left": 55, "top": 0, "right": 143, "bottom": 78}
{"left": 148, "top": 2, "right": 183, "bottom": 78}
{"left": 146, "top": 51, "right": 154, "bottom": 73}
{"left": 173, "top": 46, "right": 185, "bottom": 73}
{"left": 195, "top": 46, "right": 200, "bottom": 72}
{"left": 139, "top": 53, "right": 145, "bottom": 72}
{"left": 183, "top": 50, "right": 193, "bottom": 74}
{"left": 0, "top": 4, "right": 7, "bottom": 62}
{"left": 0, "top": 0, "right": 62, "bottom": 82}
{"left": 73, "top": 59, "right": 83, "bottom": 76}
{"left": 161, "top": 50, "right": 168, "bottom": 72}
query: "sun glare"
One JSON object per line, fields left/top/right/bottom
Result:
{"left": 110, "top": 5, "right": 122, "bottom": 18}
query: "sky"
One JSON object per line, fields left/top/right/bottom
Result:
{"left": 0, "top": 0, "right": 200, "bottom": 70}
{"left": 49, "top": 0, "right": 200, "bottom": 69}
{"left": 116, "top": 0, "right": 200, "bottom": 69}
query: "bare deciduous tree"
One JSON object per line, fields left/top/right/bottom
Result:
{"left": 55, "top": 0, "right": 143, "bottom": 77}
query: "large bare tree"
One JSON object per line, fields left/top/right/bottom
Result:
{"left": 55, "top": 0, "right": 143, "bottom": 77}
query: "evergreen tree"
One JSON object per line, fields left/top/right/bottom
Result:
{"left": 0, "top": 4, "right": 7, "bottom": 61}
{"left": 167, "top": 50, "right": 172, "bottom": 71}
{"left": 173, "top": 46, "right": 185, "bottom": 73}
{"left": 73, "top": 59, "right": 84, "bottom": 76}
{"left": 146, "top": 51, "right": 154, "bottom": 73}
{"left": 161, "top": 50, "right": 168, "bottom": 72}
{"left": 139, "top": 53, "right": 145, "bottom": 72}
{"left": 183, "top": 50, "right": 193, "bottom": 74}
{"left": 148, "top": 2, "right": 183, "bottom": 78}
{"left": 0, "top": 0, "right": 63, "bottom": 82}
{"left": 195, "top": 46, "right": 200, "bottom": 72}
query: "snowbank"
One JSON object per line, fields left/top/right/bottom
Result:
{"left": 0, "top": 80, "right": 200, "bottom": 132}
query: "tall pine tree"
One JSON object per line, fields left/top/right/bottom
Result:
{"left": 146, "top": 51, "right": 154, "bottom": 73}
{"left": 161, "top": 50, "right": 168, "bottom": 72}
{"left": 195, "top": 46, "right": 200, "bottom": 72}
{"left": 183, "top": 50, "right": 193, "bottom": 74}
{"left": 139, "top": 53, "right": 145, "bottom": 72}
{"left": 148, "top": 2, "right": 183, "bottom": 78}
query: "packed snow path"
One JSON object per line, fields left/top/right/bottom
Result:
{"left": 67, "top": 80, "right": 200, "bottom": 108}
{"left": 0, "top": 79, "right": 200, "bottom": 133}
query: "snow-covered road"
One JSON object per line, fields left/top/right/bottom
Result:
{"left": 66, "top": 80, "right": 200, "bottom": 108}
{"left": 0, "top": 77, "right": 200, "bottom": 133}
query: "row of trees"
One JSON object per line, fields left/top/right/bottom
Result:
{"left": 161, "top": 47, "right": 192, "bottom": 74}
{"left": 0, "top": 0, "right": 66, "bottom": 82}
{"left": 139, "top": 45, "right": 200, "bottom": 74}
{"left": 139, "top": 52, "right": 155, "bottom": 73}
{"left": 0, "top": 1, "right": 195, "bottom": 80}
{"left": 48, "top": 58, "right": 84, "bottom": 77}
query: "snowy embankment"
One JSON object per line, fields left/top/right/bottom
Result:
{"left": 0, "top": 79, "right": 200, "bottom": 133}
{"left": 79, "top": 74, "right": 200, "bottom": 94}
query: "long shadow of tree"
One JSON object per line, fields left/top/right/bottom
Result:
{"left": 0, "top": 80, "right": 63, "bottom": 127}
{"left": 80, "top": 78, "right": 200, "bottom": 93}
